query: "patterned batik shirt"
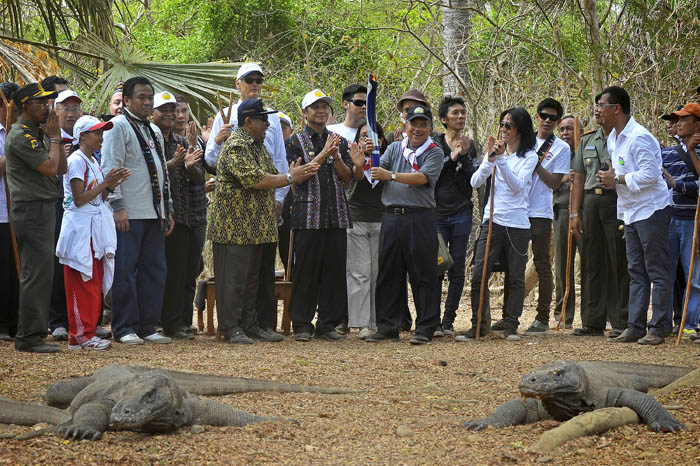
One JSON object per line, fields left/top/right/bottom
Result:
{"left": 207, "top": 128, "right": 278, "bottom": 245}
{"left": 163, "top": 131, "right": 207, "bottom": 228}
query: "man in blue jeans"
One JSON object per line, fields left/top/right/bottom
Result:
{"left": 101, "top": 76, "right": 175, "bottom": 345}
{"left": 597, "top": 86, "right": 673, "bottom": 345}
{"left": 661, "top": 103, "right": 700, "bottom": 338}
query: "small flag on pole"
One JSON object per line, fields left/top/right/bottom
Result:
{"left": 366, "top": 75, "right": 381, "bottom": 169}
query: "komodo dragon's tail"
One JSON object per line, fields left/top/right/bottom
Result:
{"left": 581, "top": 361, "right": 694, "bottom": 387}
{"left": 133, "top": 367, "right": 356, "bottom": 395}
{"left": 0, "top": 398, "right": 70, "bottom": 439}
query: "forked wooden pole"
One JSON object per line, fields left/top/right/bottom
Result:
{"left": 476, "top": 165, "right": 496, "bottom": 340}
{"left": 556, "top": 116, "right": 581, "bottom": 330}
{"left": 676, "top": 194, "right": 700, "bottom": 345}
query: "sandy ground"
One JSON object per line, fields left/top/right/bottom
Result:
{"left": 1, "top": 286, "right": 699, "bottom": 465}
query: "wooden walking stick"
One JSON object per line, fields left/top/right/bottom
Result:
{"left": 556, "top": 117, "right": 581, "bottom": 330}
{"left": 676, "top": 194, "right": 700, "bottom": 346}
{"left": 0, "top": 89, "right": 21, "bottom": 278}
{"left": 476, "top": 134, "right": 499, "bottom": 340}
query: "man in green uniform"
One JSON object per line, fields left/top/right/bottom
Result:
{"left": 5, "top": 83, "right": 64, "bottom": 353}
{"left": 570, "top": 93, "right": 629, "bottom": 338}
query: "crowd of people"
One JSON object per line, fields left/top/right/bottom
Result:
{"left": 1, "top": 65, "right": 699, "bottom": 352}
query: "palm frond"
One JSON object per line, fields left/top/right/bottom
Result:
{"left": 0, "top": 40, "right": 61, "bottom": 85}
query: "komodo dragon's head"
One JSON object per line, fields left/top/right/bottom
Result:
{"left": 110, "top": 370, "right": 191, "bottom": 432}
{"left": 518, "top": 361, "right": 593, "bottom": 421}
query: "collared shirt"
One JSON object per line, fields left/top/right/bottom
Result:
{"left": 204, "top": 103, "right": 289, "bottom": 204}
{"left": 471, "top": 149, "right": 539, "bottom": 229}
{"left": 380, "top": 140, "right": 444, "bottom": 209}
{"left": 207, "top": 128, "right": 278, "bottom": 245}
{"left": 661, "top": 142, "right": 699, "bottom": 220}
{"left": 163, "top": 131, "right": 206, "bottom": 228}
{"left": 0, "top": 123, "right": 7, "bottom": 222}
{"left": 572, "top": 128, "right": 611, "bottom": 190}
{"left": 4, "top": 116, "right": 61, "bottom": 202}
{"left": 101, "top": 108, "right": 170, "bottom": 220}
{"left": 608, "top": 116, "right": 670, "bottom": 224}
{"left": 528, "top": 136, "right": 570, "bottom": 219}
{"left": 286, "top": 125, "right": 353, "bottom": 230}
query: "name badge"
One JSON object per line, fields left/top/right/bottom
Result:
{"left": 584, "top": 145, "right": 595, "bottom": 150}
{"left": 148, "top": 140, "right": 155, "bottom": 149}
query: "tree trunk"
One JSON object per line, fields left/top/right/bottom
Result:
{"left": 441, "top": 0, "right": 471, "bottom": 97}
{"left": 581, "top": 0, "right": 604, "bottom": 93}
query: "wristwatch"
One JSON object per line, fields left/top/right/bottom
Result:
{"left": 613, "top": 175, "right": 620, "bottom": 185}
{"left": 286, "top": 172, "right": 294, "bottom": 184}
{"left": 391, "top": 172, "right": 397, "bottom": 181}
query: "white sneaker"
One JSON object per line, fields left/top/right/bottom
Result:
{"left": 52, "top": 327, "right": 68, "bottom": 341}
{"left": 143, "top": 332, "right": 172, "bottom": 344}
{"left": 69, "top": 336, "right": 111, "bottom": 350}
{"left": 358, "top": 327, "right": 375, "bottom": 340}
{"left": 119, "top": 333, "right": 145, "bottom": 345}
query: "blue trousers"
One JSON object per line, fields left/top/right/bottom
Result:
{"left": 624, "top": 206, "right": 673, "bottom": 336}
{"left": 667, "top": 216, "right": 700, "bottom": 330}
{"left": 436, "top": 207, "right": 472, "bottom": 327}
{"left": 112, "top": 219, "right": 167, "bottom": 340}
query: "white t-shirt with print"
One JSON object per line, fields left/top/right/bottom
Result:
{"left": 327, "top": 123, "right": 358, "bottom": 143}
{"left": 63, "top": 150, "right": 105, "bottom": 211}
{"left": 528, "top": 136, "right": 570, "bottom": 219}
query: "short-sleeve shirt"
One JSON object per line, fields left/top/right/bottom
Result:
{"left": 63, "top": 150, "right": 104, "bottom": 210}
{"left": 327, "top": 123, "right": 358, "bottom": 142}
{"left": 572, "top": 128, "right": 611, "bottom": 190}
{"left": 4, "top": 117, "right": 61, "bottom": 202}
{"left": 207, "top": 128, "right": 278, "bottom": 245}
{"left": 528, "top": 136, "right": 570, "bottom": 218}
{"left": 379, "top": 139, "right": 444, "bottom": 208}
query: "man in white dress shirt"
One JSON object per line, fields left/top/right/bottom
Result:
{"left": 204, "top": 63, "right": 289, "bottom": 335}
{"left": 596, "top": 86, "right": 672, "bottom": 345}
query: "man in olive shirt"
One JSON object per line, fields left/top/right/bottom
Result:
{"left": 570, "top": 94, "right": 629, "bottom": 338}
{"left": 4, "top": 83, "right": 65, "bottom": 353}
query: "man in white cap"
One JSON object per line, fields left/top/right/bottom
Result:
{"left": 55, "top": 90, "right": 82, "bottom": 147}
{"left": 204, "top": 63, "right": 289, "bottom": 335}
{"left": 286, "top": 89, "right": 353, "bottom": 342}
{"left": 151, "top": 91, "right": 205, "bottom": 340}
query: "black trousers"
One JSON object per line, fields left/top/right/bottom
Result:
{"left": 212, "top": 242, "right": 266, "bottom": 338}
{"left": 162, "top": 223, "right": 206, "bottom": 334}
{"left": 289, "top": 228, "right": 347, "bottom": 335}
{"left": 471, "top": 222, "right": 530, "bottom": 333}
{"left": 257, "top": 242, "right": 278, "bottom": 331}
{"left": 0, "top": 223, "right": 19, "bottom": 336}
{"left": 11, "top": 199, "right": 55, "bottom": 349}
{"left": 375, "top": 209, "right": 440, "bottom": 338}
{"left": 49, "top": 199, "right": 67, "bottom": 331}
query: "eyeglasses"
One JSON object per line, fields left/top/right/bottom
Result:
{"left": 499, "top": 122, "right": 513, "bottom": 130}
{"left": 28, "top": 100, "right": 50, "bottom": 107}
{"left": 243, "top": 76, "right": 264, "bottom": 85}
{"left": 349, "top": 99, "right": 366, "bottom": 107}
{"left": 56, "top": 106, "right": 82, "bottom": 114}
{"left": 595, "top": 102, "right": 617, "bottom": 109}
{"left": 538, "top": 112, "right": 560, "bottom": 122}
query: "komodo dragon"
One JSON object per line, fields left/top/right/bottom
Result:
{"left": 0, "top": 365, "right": 353, "bottom": 440}
{"left": 463, "top": 361, "right": 692, "bottom": 433}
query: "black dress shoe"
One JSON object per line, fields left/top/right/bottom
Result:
{"left": 165, "top": 330, "right": 195, "bottom": 340}
{"left": 365, "top": 332, "right": 400, "bottom": 342}
{"left": 409, "top": 334, "right": 430, "bottom": 345}
{"left": 16, "top": 343, "right": 61, "bottom": 353}
{"left": 607, "top": 328, "right": 625, "bottom": 338}
{"left": 572, "top": 327, "right": 604, "bottom": 336}
{"left": 609, "top": 328, "right": 642, "bottom": 343}
{"left": 315, "top": 330, "right": 347, "bottom": 341}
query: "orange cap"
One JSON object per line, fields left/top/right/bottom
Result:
{"left": 670, "top": 102, "right": 700, "bottom": 119}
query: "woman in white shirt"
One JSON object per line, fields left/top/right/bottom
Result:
{"left": 456, "top": 107, "right": 538, "bottom": 342}
{"left": 56, "top": 116, "right": 130, "bottom": 350}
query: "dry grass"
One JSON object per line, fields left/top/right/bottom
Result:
{"left": 1, "top": 286, "right": 699, "bottom": 465}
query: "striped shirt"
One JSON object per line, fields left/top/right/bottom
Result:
{"left": 661, "top": 143, "right": 699, "bottom": 220}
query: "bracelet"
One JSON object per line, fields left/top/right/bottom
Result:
{"left": 49, "top": 138, "right": 61, "bottom": 144}
{"left": 570, "top": 213, "right": 579, "bottom": 218}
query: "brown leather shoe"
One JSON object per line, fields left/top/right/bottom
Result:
{"left": 637, "top": 332, "right": 665, "bottom": 346}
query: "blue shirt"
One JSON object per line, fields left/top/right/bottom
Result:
{"left": 661, "top": 143, "right": 699, "bottom": 220}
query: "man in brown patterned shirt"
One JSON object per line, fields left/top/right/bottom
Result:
{"left": 208, "top": 99, "right": 316, "bottom": 344}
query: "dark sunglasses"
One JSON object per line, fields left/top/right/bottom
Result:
{"left": 243, "top": 76, "right": 264, "bottom": 85}
{"left": 349, "top": 99, "right": 366, "bottom": 107}
{"left": 499, "top": 122, "right": 513, "bottom": 130}
{"left": 538, "top": 112, "right": 560, "bottom": 122}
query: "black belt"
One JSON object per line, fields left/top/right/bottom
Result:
{"left": 584, "top": 188, "right": 616, "bottom": 196}
{"left": 386, "top": 206, "right": 430, "bottom": 215}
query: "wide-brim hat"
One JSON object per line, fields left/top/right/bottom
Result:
{"left": 397, "top": 89, "right": 428, "bottom": 112}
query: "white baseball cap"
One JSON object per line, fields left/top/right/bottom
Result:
{"left": 277, "top": 112, "right": 292, "bottom": 127}
{"left": 237, "top": 63, "right": 264, "bottom": 80}
{"left": 73, "top": 115, "right": 113, "bottom": 142}
{"left": 301, "top": 89, "right": 333, "bottom": 110}
{"left": 55, "top": 89, "right": 82, "bottom": 104}
{"left": 153, "top": 91, "right": 177, "bottom": 109}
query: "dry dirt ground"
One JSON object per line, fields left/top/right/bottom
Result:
{"left": 1, "top": 288, "right": 699, "bottom": 465}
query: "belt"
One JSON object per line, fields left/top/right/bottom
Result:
{"left": 584, "top": 188, "right": 616, "bottom": 196}
{"left": 386, "top": 206, "right": 430, "bottom": 215}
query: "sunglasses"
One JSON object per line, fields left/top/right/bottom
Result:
{"left": 243, "top": 76, "right": 264, "bottom": 85}
{"left": 499, "top": 122, "right": 513, "bottom": 130}
{"left": 349, "top": 99, "right": 366, "bottom": 107}
{"left": 538, "top": 112, "right": 560, "bottom": 122}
